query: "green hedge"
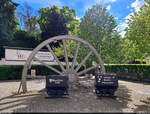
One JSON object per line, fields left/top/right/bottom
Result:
{"left": 0, "top": 64, "right": 150, "bottom": 81}
{"left": 0, "top": 65, "right": 24, "bottom": 80}
{"left": 105, "top": 64, "right": 150, "bottom": 81}
{"left": 0, "top": 65, "right": 84, "bottom": 80}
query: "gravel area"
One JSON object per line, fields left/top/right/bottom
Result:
{"left": 0, "top": 79, "right": 150, "bottom": 113}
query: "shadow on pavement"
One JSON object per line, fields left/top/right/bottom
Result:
{"left": 134, "top": 97, "right": 150, "bottom": 112}
{"left": 0, "top": 83, "right": 132, "bottom": 112}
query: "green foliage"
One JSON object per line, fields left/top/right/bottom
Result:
{"left": 121, "top": 39, "right": 137, "bottom": 63}
{"left": 0, "top": 65, "right": 23, "bottom": 80}
{"left": 0, "top": 0, "right": 19, "bottom": 58}
{"left": 17, "top": 2, "right": 40, "bottom": 35}
{"left": 79, "top": 4, "right": 125, "bottom": 65}
{"left": 101, "top": 31, "right": 125, "bottom": 63}
{"left": 105, "top": 64, "right": 150, "bottom": 81}
{"left": 61, "top": 6, "right": 79, "bottom": 36}
{"left": 12, "top": 30, "right": 40, "bottom": 48}
{"left": 0, "top": 64, "right": 149, "bottom": 82}
{"left": 79, "top": 4, "right": 116, "bottom": 39}
{"left": 30, "top": 64, "right": 84, "bottom": 75}
{"left": 0, "top": 0, "right": 19, "bottom": 36}
{"left": 0, "top": 18, "right": 11, "bottom": 58}
{"left": 0, "top": 65, "right": 60, "bottom": 80}
{"left": 0, "top": 65, "right": 84, "bottom": 80}
{"left": 53, "top": 40, "right": 77, "bottom": 59}
{"left": 38, "top": 6, "right": 67, "bottom": 41}
{"left": 38, "top": 5, "right": 79, "bottom": 42}
{"left": 135, "top": 59, "right": 148, "bottom": 63}
{"left": 125, "top": 1, "right": 150, "bottom": 59}
{"left": 129, "top": 59, "right": 148, "bottom": 64}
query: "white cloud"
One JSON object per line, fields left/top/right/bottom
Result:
{"left": 120, "top": 31, "right": 126, "bottom": 37}
{"left": 106, "top": 5, "right": 111, "bottom": 10}
{"left": 111, "top": 0, "right": 117, "bottom": 2}
{"left": 118, "top": 0, "right": 146, "bottom": 37}
{"left": 117, "top": 22, "right": 128, "bottom": 37}
{"left": 117, "top": 12, "right": 134, "bottom": 37}
{"left": 125, "top": 12, "right": 134, "bottom": 22}
{"left": 97, "top": 0, "right": 117, "bottom": 3}
{"left": 131, "top": 0, "right": 145, "bottom": 12}
{"left": 115, "top": 17, "right": 118, "bottom": 20}
{"left": 76, "top": 16, "right": 80, "bottom": 20}
{"left": 118, "top": 23, "right": 128, "bottom": 31}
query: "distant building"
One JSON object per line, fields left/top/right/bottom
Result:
{"left": 0, "top": 46, "right": 57, "bottom": 65}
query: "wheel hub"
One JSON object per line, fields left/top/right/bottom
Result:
{"left": 63, "top": 70, "right": 78, "bottom": 83}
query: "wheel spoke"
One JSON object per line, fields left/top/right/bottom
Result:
{"left": 62, "top": 39, "right": 69, "bottom": 70}
{"left": 71, "top": 42, "right": 80, "bottom": 70}
{"left": 75, "top": 51, "right": 92, "bottom": 72}
{"left": 77, "top": 64, "right": 98, "bottom": 76}
{"left": 46, "top": 44, "right": 65, "bottom": 72}
{"left": 33, "top": 57, "right": 63, "bottom": 75}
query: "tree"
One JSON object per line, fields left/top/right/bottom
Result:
{"left": 121, "top": 39, "right": 138, "bottom": 63}
{"left": 102, "top": 31, "right": 125, "bottom": 63}
{"left": 0, "top": 0, "right": 19, "bottom": 38}
{"left": 13, "top": 2, "right": 41, "bottom": 48}
{"left": 125, "top": 0, "right": 150, "bottom": 60}
{"left": 0, "top": 0, "right": 19, "bottom": 58}
{"left": 13, "top": 30, "right": 40, "bottom": 48}
{"left": 38, "top": 6, "right": 67, "bottom": 42}
{"left": 61, "top": 6, "right": 79, "bottom": 36}
{"left": 17, "top": 2, "right": 40, "bottom": 35}
{"left": 79, "top": 4, "right": 117, "bottom": 65}
{"left": 38, "top": 5, "right": 79, "bottom": 42}
{"left": 53, "top": 40, "right": 77, "bottom": 61}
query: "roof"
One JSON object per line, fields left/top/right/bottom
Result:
{"left": 3, "top": 46, "right": 49, "bottom": 51}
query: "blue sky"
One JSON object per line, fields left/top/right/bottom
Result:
{"left": 12, "top": 0, "right": 146, "bottom": 37}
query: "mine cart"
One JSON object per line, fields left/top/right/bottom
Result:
{"left": 94, "top": 73, "right": 118, "bottom": 97}
{"left": 46, "top": 75, "right": 69, "bottom": 97}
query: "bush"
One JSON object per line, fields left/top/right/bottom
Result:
{"left": 104, "top": 64, "right": 150, "bottom": 81}
{"left": 0, "top": 65, "right": 23, "bottom": 80}
{"left": 130, "top": 59, "right": 148, "bottom": 64}
{"left": 13, "top": 30, "right": 40, "bottom": 48}
{"left": 0, "top": 64, "right": 149, "bottom": 81}
{"left": 0, "top": 65, "right": 84, "bottom": 80}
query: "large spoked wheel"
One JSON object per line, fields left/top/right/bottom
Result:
{"left": 21, "top": 35, "right": 106, "bottom": 92}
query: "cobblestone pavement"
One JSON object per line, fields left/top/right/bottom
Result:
{"left": 0, "top": 79, "right": 150, "bottom": 113}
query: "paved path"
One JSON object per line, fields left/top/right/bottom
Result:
{"left": 0, "top": 79, "right": 150, "bottom": 113}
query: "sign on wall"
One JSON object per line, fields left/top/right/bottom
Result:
{"left": 5, "top": 49, "right": 54, "bottom": 61}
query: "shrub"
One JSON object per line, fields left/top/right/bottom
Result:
{"left": 130, "top": 59, "right": 148, "bottom": 64}
{"left": 104, "top": 64, "right": 150, "bottom": 81}
{"left": 0, "top": 65, "right": 84, "bottom": 80}
{"left": 0, "top": 64, "right": 149, "bottom": 81}
{"left": 0, "top": 65, "right": 23, "bottom": 80}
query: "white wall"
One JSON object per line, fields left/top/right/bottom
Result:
{"left": 5, "top": 48, "right": 54, "bottom": 61}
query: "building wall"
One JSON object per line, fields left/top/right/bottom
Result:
{"left": 1, "top": 47, "right": 75, "bottom": 66}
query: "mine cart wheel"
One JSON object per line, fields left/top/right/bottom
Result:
{"left": 20, "top": 35, "right": 106, "bottom": 93}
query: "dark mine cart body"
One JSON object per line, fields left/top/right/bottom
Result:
{"left": 46, "top": 75, "right": 69, "bottom": 97}
{"left": 94, "top": 73, "right": 118, "bottom": 97}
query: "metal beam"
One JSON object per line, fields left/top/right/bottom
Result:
{"left": 71, "top": 42, "right": 80, "bottom": 70}
{"left": 63, "top": 39, "right": 69, "bottom": 70}
{"left": 75, "top": 51, "right": 92, "bottom": 72}
{"left": 46, "top": 44, "right": 65, "bottom": 72}
{"left": 33, "top": 57, "right": 63, "bottom": 75}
